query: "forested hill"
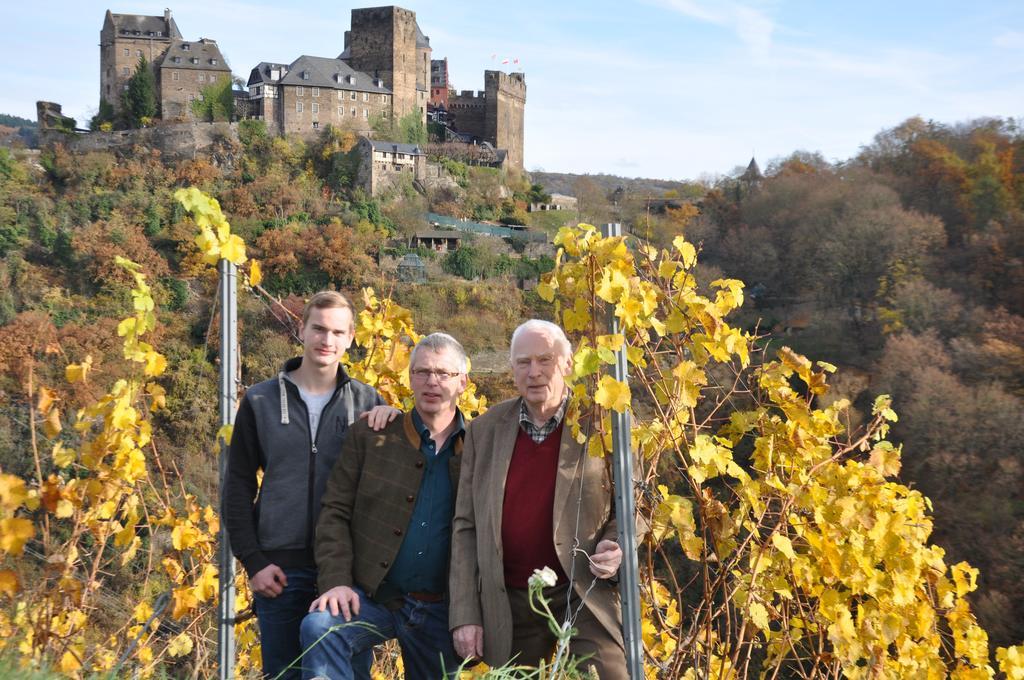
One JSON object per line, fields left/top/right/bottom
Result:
{"left": 0, "top": 114, "right": 1021, "bottom": 673}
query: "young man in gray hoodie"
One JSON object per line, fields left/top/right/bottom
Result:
{"left": 223, "top": 291, "right": 397, "bottom": 679}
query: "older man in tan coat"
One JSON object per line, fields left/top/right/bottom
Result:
{"left": 449, "top": 320, "right": 629, "bottom": 678}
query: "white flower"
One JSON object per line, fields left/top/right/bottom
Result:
{"left": 529, "top": 566, "right": 558, "bottom": 589}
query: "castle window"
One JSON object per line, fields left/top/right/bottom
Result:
{"left": 157, "top": 31, "right": 162, "bottom": 37}
{"left": 346, "top": 75, "right": 356, "bottom": 85}
{"left": 172, "top": 71, "right": 179, "bottom": 81}
{"left": 338, "top": 105, "right": 344, "bottom": 116}
{"left": 311, "top": 103, "right": 319, "bottom": 114}
{"left": 312, "top": 87, "right": 320, "bottom": 97}
{"left": 302, "top": 71, "right": 310, "bottom": 80}
{"left": 363, "top": 109, "right": 368, "bottom": 119}
{"left": 362, "top": 92, "right": 369, "bottom": 102}
{"left": 351, "top": 108, "right": 356, "bottom": 117}
{"left": 211, "top": 58, "right": 218, "bottom": 65}
{"left": 182, "top": 43, "right": 190, "bottom": 51}
{"left": 313, "top": 121, "right": 319, "bottom": 129}
{"left": 199, "top": 73, "right": 206, "bottom": 82}
{"left": 296, "top": 101, "right": 304, "bottom": 113}
{"left": 350, "top": 91, "right": 356, "bottom": 101}
{"left": 123, "top": 48, "right": 129, "bottom": 57}
{"left": 136, "top": 49, "right": 142, "bottom": 57}
{"left": 122, "top": 66, "right": 130, "bottom": 76}
{"left": 296, "top": 86, "right": 304, "bottom": 97}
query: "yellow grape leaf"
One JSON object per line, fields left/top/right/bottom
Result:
{"left": 0, "top": 474, "right": 28, "bottom": 510}
{"left": 217, "top": 424, "right": 234, "bottom": 446}
{"left": 59, "top": 649, "right": 83, "bottom": 673}
{"left": 747, "top": 601, "right": 770, "bottom": 631}
{"left": 193, "top": 564, "right": 218, "bottom": 602}
{"left": 52, "top": 442, "right": 75, "bottom": 468}
{"left": 37, "top": 387, "right": 57, "bottom": 415}
{"left": 595, "top": 266, "right": 629, "bottom": 304}
{"left": 172, "top": 522, "right": 201, "bottom": 550}
{"left": 868, "top": 444, "right": 902, "bottom": 477}
{"left": 43, "top": 408, "right": 62, "bottom": 438}
{"left": 133, "top": 600, "right": 154, "bottom": 624}
{"left": 573, "top": 347, "right": 601, "bottom": 379}
{"left": 117, "top": 317, "right": 137, "bottom": 338}
{"left": 220, "top": 234, "right": 248, "bottom": 265}
{"left": 0, "top": 518, "right": 34, "bottom": 555}
{"left": 65, "top": 355, "right": 93, "bottom": 383}
{"left": 952, "top": 562, "right": 979, "bottom": 598}
{"left": 771, "top": 533, "right": 796, "bottom": 560}
{"left": 167, "top": 632, "right": 194, "bottom": 657}
{"left": 144, "top": 350, "right": 167, "bottom": 377}
{"left": 249, "top": 259, "right": 263, "bottom": 287}
{"left": 536, "top": 280, "right": 556, "bottom": 302}
{"left": 146, "top": 383, "right": 167, "bottom": 412}
{"left": 55, "top": 499, "right": 75, "bottom": 519}
{"left": 672, "top": 236, "right": 697, "bottom": 268}
{"left": 0, "top": 569, "right": 18, "bottom": 597}
{"left": 594, "top": 375, "right": 631, "bottom": 412}
{"left": 997, "top": 645, "right": 1024, "bottom": 680}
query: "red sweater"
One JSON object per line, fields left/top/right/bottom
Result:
{"left": 501, "top": 424, "right": 568, "bottom": 588}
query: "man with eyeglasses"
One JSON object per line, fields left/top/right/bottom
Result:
{"left": 300, "top": 333, "right": 468, "bottom": 680}
{"left": 449, "top": 319, "right": 630, "bottom": 678}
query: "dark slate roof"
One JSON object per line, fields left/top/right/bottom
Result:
{"left": 159, "top": 39, "right": 231, "bottom": 72}
{"left": 281, "top": 55, "right": 390, "bottom": 93}
{"left": 369, "top": 140, "right": 424, "bottom": 155}
{"left": 741, "top": 157, "right": 763, "bottom": 181}
{"left": 248, "top": 62, "right": 289, "bottom": 86}
{"left": 110, "top": 12, "right": 181, "bottom": 40}
{"left": 415, "top": 229, "right": 462, "bottom": 240}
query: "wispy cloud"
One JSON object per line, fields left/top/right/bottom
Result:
{"left": 993, "top": 30, "right": 1024, "bottom": 49}
{"left": 653, "top": 0, "right": 776, "bottom": 59}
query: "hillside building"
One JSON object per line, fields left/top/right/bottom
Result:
{"left": 100, "top": 10, "right": 230, "bottom": 121}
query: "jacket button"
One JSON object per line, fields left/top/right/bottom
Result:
{"left": 380, "top": 560, "right": 389, "bottom": 568}
{"left": 415, "top": 460, "right": 424, "bottom": 468}
{"left": 406, "top": 495, "right": 415, "bottom": 502}
{"left": 394, "top": 528, "right": 403, "bottom": 536}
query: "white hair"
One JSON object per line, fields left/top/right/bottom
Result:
{"left": 509, "top": 319, "right": 572, "bottom": 363}
{"left": 410, "top": 332, "right": 468, "bottom": 373}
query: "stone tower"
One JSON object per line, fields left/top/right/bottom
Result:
{"left": 99, "top": 10, "right": 181, "bottom": 118}
{"left": 485, "top": 70, "right": 526, "bottom": 169}
{"left": 345, "top": 6, "right": 426, "bottom": 123}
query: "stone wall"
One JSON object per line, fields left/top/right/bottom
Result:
{"left": 160, "top": 68, "right": 230, "bottom": 121}
{"left": 39, "top": 121, "right": 239, "bottom": 163}
{"left": 448, "top": 91, "right": 487, "bottom": 140}
{"left": 485, "top": 71, "right": 526, "bottom": 169}
{"left": 348, "top": 7, "right": 420, "bottom": 121}
{"left": 280, "top": 85, "right": 389, "bottom": 137}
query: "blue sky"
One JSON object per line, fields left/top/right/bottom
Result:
{"left": 2, "top": 1, "right": 1022, "bottom": 179}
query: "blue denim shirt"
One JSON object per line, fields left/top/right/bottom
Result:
{"left": 381, "top": 408, "right": 464, "bottom": 595}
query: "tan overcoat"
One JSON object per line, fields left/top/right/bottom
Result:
{"left": 449, "top": 397, "right": 625, "bottom": 667}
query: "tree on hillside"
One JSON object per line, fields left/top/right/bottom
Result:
{"left": 191, "top": 75, "right": 235, "bottom": 122}
{"left": 121, "top": 56, "right": 157, "bottom": 128}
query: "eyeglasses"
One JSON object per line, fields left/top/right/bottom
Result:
{"left": 410, "top": 368, "right": 462, "bottom": 382}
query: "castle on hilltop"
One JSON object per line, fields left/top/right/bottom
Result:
{"left": 98, "top": 6, "right": 526, "bottom": 168}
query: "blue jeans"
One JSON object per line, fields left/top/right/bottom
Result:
{"left": 299, "top": 587, "right": 459, "bottom": 680}
{"left": 252, "top": 567, "right": 372, "bottom": 680}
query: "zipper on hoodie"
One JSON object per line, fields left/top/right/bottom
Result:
{"left": 302, "top": 381, "right": 346, "bottom": 550}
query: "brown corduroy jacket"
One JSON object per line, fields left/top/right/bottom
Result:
{"left": 314, "top": 411, "right": 462, "bottom": 596}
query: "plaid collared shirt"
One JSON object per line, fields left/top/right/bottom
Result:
{"left": 518, "top": 396, "right": 569, "bottom": 444}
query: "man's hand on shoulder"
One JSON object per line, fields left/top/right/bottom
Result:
{"left": 453, "top": 624, "right": 484, "bottom": 660}
{"left": 309, "top": 585, "right": 361, "bottom": 621}
{"left": 250, "top": 564, "right": 288, "bottom": 597}
{"left": 589, "top": 539, "right": 622, "bottom": 579}
{"left": 360, "top": 405, "right": 401, "bottom": 431}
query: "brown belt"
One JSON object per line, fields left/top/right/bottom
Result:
{"left": 407, "top": 591, "right": 444, "bottom": 603}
